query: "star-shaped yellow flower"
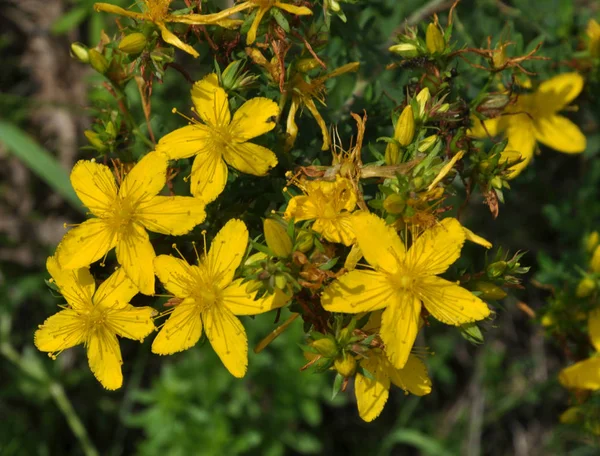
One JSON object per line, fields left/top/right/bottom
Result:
{"left": 156, "top": 73, "right": 279, "bottom": 203}
{"left": 56, "top": 151, "right": 206, "bottom": 295}
{"left": 471, "top": 73, "right": 586, "bottom": 178}
{"left": 152, "top": 219, "right": 289, "bottom": 377}
{"left": 321, "top": 213, "right": 490, "bottom": 369}
{"left": 94, "top": 0, "right": 242, "bottom": 58}
{"left": 34, "top": 257, "right": 156, "bottom": 390}
{"left": 559, "top": 309, "right": 600, "bottom": 391}
{"left": 284, "top": 176, "right": 357, "bottom": 246}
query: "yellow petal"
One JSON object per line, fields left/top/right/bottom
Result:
{"left": 205, "top": 219, "right": 248, "bottom": 289}
{"left": 222, "top": 279, "right": 289, "bottom": 315}
{"left": 86, "top": 327, "right": 123, "bottom": 390}
{"left": 107, "top": 304, "right": 156, "bottom": 342}
{"left": 46, "top": 256, "right": 95, "bottom": 310}
{"left": 152, "top": 298, "right": 203, "bottom": 355}
{"left": 223, "top": 141, "right": 278, "bottom": 176}
{"left": 427, "top": 150, "right": 464, "bottom": 191}
{"left": 190, "top": 150, "right": 228, "bottom": 203}
{"left": 119, "top": 151, "right": 168, "bottom": 204}
{"left": 380, "top": 293, "right": 421, "bottom": 369}
{"left": 313, "top": 215, "right": 355, "bottom": 246}
{"left": 352, "top": 212, "right": 405, "bottom": 274}
{"left": 469, "top": 115, "right": 505, "bottom": 138}
{"left": 503, "top": 122, "right": 536, "bottom": 178}
{"left": 463, "top": 227, "right": 492, "bottom": 249}
{"left": 355, "top": 352, "right": 390, "bottom": 422}
{"left": 70, "top": 160, "right": 117, "bottom": 217}
{"left": 203, "top": 305, "right": 248, "bottom": 378}
{"left": 344, "top": 244, "right": 363, "bottom": 271}
{"left": 535, "top": 72, "right": 584, "bottom": 113}
{"left": 407, "top": 218, "right": 465, "bottom": 276}
{"left": 285, "top": 97, "right": 300, "bottom": 150}
{"left": 56, "top": 218, "right": 117, "bottom": 269}
{"left": 191, "top": 73, "right": 230, "bottom": 127}
{"left": 321, "top": 270, "right": 395, "bottom": 313}
{"left": 116, "top": 223, "right": 156, "bottom": 295}
{"left": 274, "top": 2, "right": 313, "bottom": 15}
{"left": 559, "top": 356, "right": 600, "bottom": 391}
{"left": 154, "top": 255, "right": 196, "bottom": 298}
{"left": 170, "top": 3, "right": 252, "bottom": 25}
{"left": 418, "top": 276, "right": 490, "bottom": 325}
{"left": 246, "top": 6, "right": 269, "bottom": 45}
{"left": 157, "top": 22, "right": 199, "bottom": 58}
{"left": 136, "top": 195, "right": 206, "bottom": 235}
{"left": 387, "top": 354, "right": 432, "bottom": 396}
{"left": 156, "top": 124, "right": 213, "bottom": 160}
{"left": 93, "top": 267, "right": 138, "bottom": 310}
{"left": 534, "top": 115, "right": 586, "bottom": 154}
{"left": 284, "top": 195, "right": 319, "bottom": 221}
{"left": 589, "top": 309, "right": 600, "bottom": 352}
{"left": 229, "top": 98, "right": 279, "bottom": 141}
{"left": 93, "top": 2, "right": 145, "bottom": 19}
{"left": 34, "top": 309, "right": 85, "bottom": 353}
{"left": 303, "top": 98, "right": 330, "bottom": 151}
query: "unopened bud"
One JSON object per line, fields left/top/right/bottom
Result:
{"left": 84, "top": 130, "right": 106, "bottom": 151}
{"left": 587, "top": 19, "right": 600, "bottom": 58}
{"left": 295, "top": 230, "right": 313, "bottom": 253}
{"left": 436, "top": 103, "right": 450, "bottom": 113}
{"left": 395, "top": 105, "right": 415, "bottom": 147}
{"left": 244, "top": 280, "right": 263, "bottom": 294}
{"left": 418, "top": 135, "right": 437, "bottom": 152}
{"left": 541, "top": 314, "right": 555, "bottom": 327}
{"left": 389, "top": 43, "right": 419, "bottom": 58}
{"left": 492, "top": 44, "right": 508, "bottom": 69}
{"left": 416, "top": 88, "right": 430, "bottom": 118}
{"left": 491, "top": 176, "right": 503, "bottom": 190}
{"left": 478, "top": 94, "right": 511, "bottom": 113}
{"left": 88, "top": 49, "right": 109, "bottom": 74}
{"left": 472, "top": 281, "right": 507, "bottom": 300}
{"left": 576, "top": 277, "right": 596, "bottom": 298}
{"left": 264, "top": 218, "right": 293, "bottom": 258}
{"left": 295, "top": 58, "right": 320, "bottom": 73}
{"left": 119, "top": 33, "right": 147, "bottom": 54}
{"left": 383, "top": 194, "right": 406, "bottom": 214}
{"left": 334, "top": 353, "right": 357, "bottom": 377}
{"left": 487, "top": 260, "right": 507, "bottom": 278}
{"left": 426, "top": 23, "right": 445, "bottom": 54}
{"left": 70, "top": 42, "right": 89, "bottom": 63}
{"left": 274, "top": 273, "right": 287, "bottom": 291}
{"left": 310, "top": 338, "right": 338, "bottom": 358}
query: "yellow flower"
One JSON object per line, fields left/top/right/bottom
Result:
{"left": 284, "top": 176, "right": 357, "bottom": 246}
{"left": 156, "top": 73, "right": 279, "bottom": 203}
{"left": 56, "top": 152, "right": 206, "bottom": 295}
{"left": 356, "top": 349, "right": 431, "bottom": 422}
{"left": 321, "top": 213, "right": 490, "bottom": 368}
{"left": 94, "top": 1, "right": 241, "bottom": 58}
{"left": 471, "top": 73, "right": 586, "bottom": 178}
{"left": 152, "top": 219, "right": 289, "bottom": 377}
{"left": 218, "top": 0, "right": 312, "bottom": 45}
{"left": 587, "top": 19, "right": 600, "bottom": 58}
{"left": 286, "top": 62, "right": 360, "bottom": 151}
{"left": 559, "top": 309, "right": 600, "bottom": 390}
{"left": 34, "top": 257, "right": 156, "bottom": 390}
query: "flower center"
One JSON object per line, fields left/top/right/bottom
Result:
{"left": 109, "top": 197, "right": 136, "bottom": 232}
{"left": 85, "top": 306, "right": 108, "bottom": 332}
{"left": 145, "top": 0, "right": 171, "bottom": 21}
{"left": 391, "top": 270, "right": 417, "bottom": 291}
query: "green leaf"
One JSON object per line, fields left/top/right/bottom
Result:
{"left": 0, "top": 121, "right": 83, "bottom": 212}
{"left": 331, "top": 373, "right": 343, "bottom": 400}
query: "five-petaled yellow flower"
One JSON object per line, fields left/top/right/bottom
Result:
{"left": 94, "top": 0, "right": 241, "bottom": 58}
{"left": 34, "top": 257, "right": 156, "bottom": 390}
{"left": 321, "top": 213, "right": 490, "bottom": 369}
{"left": 56, "top": 151, "right": 206, "bottom": 295}
{"left": 471, "top": 72, "right": 586, "bottom": 178}
{"left": 157, "top": 73, "right": 279, "bottom": 204}
{"left": 152, "top": 219, "right": 289, "bottom": 377}
{"left": 284, "top": 176, "right": 357, "bottom": 246}
{"left": 215, "top": 0, "right": 312, "bottom": 45}
{"left": 559, "top": 309, "right": 600, "bottom": 391}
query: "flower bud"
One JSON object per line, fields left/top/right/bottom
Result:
{"left": 383, "top": 194, "right": 406, "bottom": 214}
{"left": 487, "top": 260, "right": 507, "bottom": 278}
{"left": 418, "top": 135, "right": 437, "bottom": 152}
{"left": 295, "top": 58, "right": 321, "bottom": 73}
{"left": 389, "top": 43, "right": 418, "bottom": 58}
{"left": 416, "top": 88, "right": 430, "bottom": 118}
{"left": 586, "top": 231, "right": 599, "bottom": 253}
{"left": 264, "top": 218, "right": 293, "bottom": 258}
{"left": 70, "top": 42, "right": 89, "bottom": 63}
{"left": 88, "top": 49, "right": 109, "bottom": 74}
{"left": 395, "top": 105, "right": 415, "bottom": 147}
{"left": 436, "top": 103, "right": 450, "bottom": 113}
{"left": 84, "top": 130, "right": 106, "bottom": 152}
{"left": 426, "top": 23, "right": 445, "bottom": 54}
{"left": 274, "top": 273, "right": 288, "bottom": 291}
{"left": 490, "top": 176, "right": 503, "bottom": 190}
{"left": 472, "top": 281, "right": 507, "bottom": 300}
{"left": 119, "top": 33, "right": 147, "bottom": 54}
{"left": 492, "top": 44, "right": 508, "bottom": 69}
{"left": 576, "top": 277, "right": 596, "bottom": 298}
{"left": 460, "top": 322, "right": 484, "bottom": 345}
{"left": 334, "top": 353, "right": 357, "bottom": 377}
{"left": 310, "top": 338, "right": 338, "bottom": 358}
{"left": 295, "top": 230, "right": 313, "bottom": 253}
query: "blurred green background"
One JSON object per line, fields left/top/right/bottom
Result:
{"left": 1, "top": 0, "right": 599, "bottom": 454}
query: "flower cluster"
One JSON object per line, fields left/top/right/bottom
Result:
{"left": 37, "top": 0, "right": 589, "bottom": 423}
